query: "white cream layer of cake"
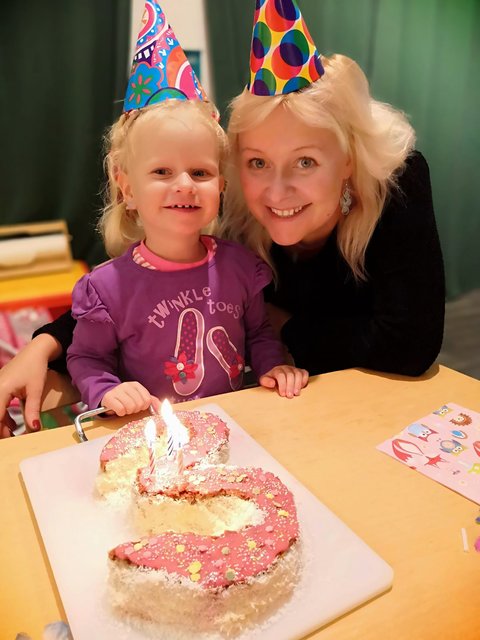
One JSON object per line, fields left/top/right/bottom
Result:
{"left": 134, "top": 492, "right": 264, "bottom": 537}
{"left": 108, "top": 543, "right": 300, "bottom": 638}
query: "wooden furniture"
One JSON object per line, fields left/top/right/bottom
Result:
{"left": 1, "top": 365, "right": 479, "bottom": 639}
{"left": 0, "top": 221, "right": 73, "bottom": 281}
{"left": 0, "top": 260, "right": 88, "bottom": 315}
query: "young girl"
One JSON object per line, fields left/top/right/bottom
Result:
{"left": 66, "top": 99, "right": 308, "bottom": 415}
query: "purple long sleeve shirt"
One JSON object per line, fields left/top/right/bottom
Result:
{"left": 67, "top": 238, "right": 284, "bottom": 408}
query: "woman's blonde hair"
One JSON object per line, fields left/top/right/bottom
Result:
{"left": 219, "top": 54, "right": 416, "bottom": 280}
{"left": 98, "top": 100, "right": 228, "bottom": 258}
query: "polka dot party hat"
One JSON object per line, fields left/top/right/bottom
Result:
{"left": 248, "top": 0, "right": 324, "bottom": 96}
{"left": 124, "top": 0, "right": 207, "bottom": 112}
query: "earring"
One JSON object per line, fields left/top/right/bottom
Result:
{"left": 340, "top": 181, "right": 352, "bottom": 216}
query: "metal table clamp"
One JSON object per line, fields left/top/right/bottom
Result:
{"left": 74, "top": 404, "right": 158, "bottom": 442}
{"left": 74, "top": 406, "right": 108, "bottom": 442}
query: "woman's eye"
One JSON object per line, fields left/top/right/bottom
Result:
{"left": 297, "top": 157, "right": 315, "bottom": 169}
{"left": 248, "top": 158, "right": 266, "bottom": 170}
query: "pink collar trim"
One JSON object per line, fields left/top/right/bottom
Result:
{"left": 133, "top": 236, "right": 217, "bottom": 271}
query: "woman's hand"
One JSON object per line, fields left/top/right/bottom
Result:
{"left": 259, "top": 365, "right": 309, "bottom": 398}
{"left": 0, "top": 334, "right": 62, "bottom": 438}
{"left": 266, "top": 303, "right": 292, "bottom": 339}
{"left": 101, "top": 382, "right": 156, "bottom": 417}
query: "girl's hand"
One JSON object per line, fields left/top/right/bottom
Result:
{"left": 101, "top": 381, "right": 155, "bottom": 417}
{"left": 259, "top": 365, "right": 309, "bottom": 398}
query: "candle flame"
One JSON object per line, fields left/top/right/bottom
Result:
{"left": 160, "top": 399, "right": 189, "bottom": 450}
{"left": 160, "top": 398, "right": 174, "bottom": 422}
{"left": 144, "top": 418, "right": 156, "bottom": 446}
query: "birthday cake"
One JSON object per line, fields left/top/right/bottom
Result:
{"left": 108, "top": 462, "right": 300, "bottom": 637}
{"left": 96, "top": 410, "right": 230, "bottom": 496}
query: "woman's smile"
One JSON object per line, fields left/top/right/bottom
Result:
{"left": 269, "top": 204, "right": 307, "bottom": 218}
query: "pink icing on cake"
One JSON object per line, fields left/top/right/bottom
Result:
{"left": 110, "top": 465, "right": 298, "bottom": 589}
{"left": 99, "top": 411, "right": 229, "bottom": 471}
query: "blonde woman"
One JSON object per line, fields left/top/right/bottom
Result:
{"left": 219, "top": 53, "right": 444, "bottom": 376}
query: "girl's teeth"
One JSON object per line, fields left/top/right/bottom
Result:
{"left": 173, "top": 204, "right": 195, "bottom": 208}
{"left": 270, "top": 206, "right": 303, "bottom": 218}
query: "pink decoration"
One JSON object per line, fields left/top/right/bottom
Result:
{"left": 99, "top": 410, "right": 229, "bottom": 471}
{"left": 177, "top": 448, "right": 185, "bottom": 476}
{"left": 114, "top": 466, "right": 298, "bottom": 589}
{"left": 144, "top": 419, "right": 157, "bottom": 478}
{"left": 148, "top": 445, "right": 156, "bottom": 477}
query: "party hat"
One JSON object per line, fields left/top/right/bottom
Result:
{"left": 124, "top": 0, "right": 207, "bottom": 112}
{"left": 248, "top": 0, "right": 324, "bottom": 96}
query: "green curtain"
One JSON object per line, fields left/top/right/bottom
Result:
{"left": 205, "top": 0, "right": 480, "bottom": 298}
{"left": 0, "top": 0, "right": 130, "bottom": 267}
{"left": 205, "top": 0, "right": 253, "bottom": 122}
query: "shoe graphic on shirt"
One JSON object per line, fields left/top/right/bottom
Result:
{"left": 164, "top": 308, "right": 205, "bottom": 396}
{"left": 206, "top": 326, "right": 244, "bottom": 390}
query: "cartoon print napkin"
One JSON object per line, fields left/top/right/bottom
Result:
{"left": 377, "top": 403, "right": 480, "bottom": 504}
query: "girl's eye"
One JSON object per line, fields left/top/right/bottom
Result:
{"left": 248, "top": 158, "right": 266, "bottom": 170}
{"left": 297, "top": 157, "right": 315, "bottom": 169}
{"left": 192, "top": 169, "right": 209, "bottom": 178}
{"left": 154, "top": 168, "right": 170, "bottom": 176}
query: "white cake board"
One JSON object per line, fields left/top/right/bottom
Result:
{"left": 20, "top": 403, "right": 393, "bottom": 640}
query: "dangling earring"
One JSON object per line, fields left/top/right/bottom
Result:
{"left": 340, "top": 181, "right": 352, "bottom": 216}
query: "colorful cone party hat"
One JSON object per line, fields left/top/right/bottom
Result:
{"left": 124, "top": 0, "right": 207, "bottom": 112}
{"left": 248, "top": 0, "right": 324, "bottom": 96}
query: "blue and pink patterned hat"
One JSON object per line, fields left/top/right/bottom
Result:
{"left": 124, "top": 0, "right": 207, "bottom": 113}
{"left": 248, "top": 0, "right": 324, "bottom": 96}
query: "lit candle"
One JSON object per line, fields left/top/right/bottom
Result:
{"left": 161, "top": 399, "right": 189, "bottom": 455}
{"left": 177, "top": 448, "right": 185, "bottom": 477}
{"left": 144, "top": 418, "right": 157, "bottom": 478}
{"left": 160, "top": 399, "right": 189, "bottom": 474}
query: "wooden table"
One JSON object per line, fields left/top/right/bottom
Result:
{"left": 2, "top": 365, "right": 479, "bottom": 639}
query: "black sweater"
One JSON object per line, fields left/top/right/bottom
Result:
{"left": 36, "top": 151, "right": 445, "bottom": 378}
{"left": 268, "top": 151, "right": 445, "bottom": 376}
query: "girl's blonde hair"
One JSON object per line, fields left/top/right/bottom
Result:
{"left": 219, "top": 54, "right": 416, "bottom": 280}
{"left": 98, "top": 100, "right": 228, "bottom": 258}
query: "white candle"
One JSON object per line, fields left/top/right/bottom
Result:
{"left": 161, "top": 399, "right": 189, "bottom": 457}
{"left": 144, "top": 419, "right": 157, "bottom": 478}
{"left": 160, "top": 399, "right": 189, "bottom": 474}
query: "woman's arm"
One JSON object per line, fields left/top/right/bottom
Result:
{"left": 0, "top": 333, "right": 63, "bottom": 437}
{"left": 32, "top": 309, "right": 76, "bottom": 374}
{"left": 280, "top": 152, "right": 445, "bottom": 376}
